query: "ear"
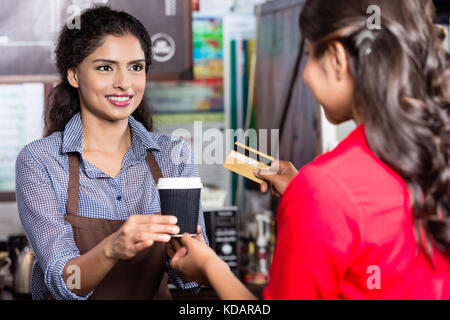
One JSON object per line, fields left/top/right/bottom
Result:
{"left": 67, "top": 68, "right": 80, "bottom": 89}
{"left": 327, "top": 41, "right": 349, "bottom": 82}
{"left": 435, "top": 24, "right": 447, "bottom": 43}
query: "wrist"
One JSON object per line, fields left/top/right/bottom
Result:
{"left": 204, "top": 256, "right": 230, "bottom": 282}
{"left": 102, "top": 233, "right": 118, "bottom": 261}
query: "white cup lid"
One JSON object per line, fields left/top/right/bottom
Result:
{"left": 157, "top": 177, "right": 203, "bottom": 189}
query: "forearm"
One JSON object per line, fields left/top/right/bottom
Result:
{"left": 205, "top": 258, "right": 257, "bottom": 300}
{"left": 62, "top": 234, "right": 118, "bottom": 297}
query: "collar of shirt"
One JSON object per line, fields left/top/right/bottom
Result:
{"left": 61, "top": 112, "right": 161, "bottom": 179}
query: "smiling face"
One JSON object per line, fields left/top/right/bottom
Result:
{"left": 302, "top": 40, "right": 357, "bottom": 125}
{"left": 67, "top": 33, "right": 147, "bottom": 122}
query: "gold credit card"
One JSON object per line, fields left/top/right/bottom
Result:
{"left": 223, "top": 142, "right": 275, "bottom": 184}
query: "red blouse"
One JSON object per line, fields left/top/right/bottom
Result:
{"left": 263, "top": 124, "right": 449, "bottom": 300}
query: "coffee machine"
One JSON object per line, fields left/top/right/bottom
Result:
{"left": 203, "top": 207, "right": 239, "bottom": 276}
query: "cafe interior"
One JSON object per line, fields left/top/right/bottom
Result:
{"left": 0, "top": 0, "right": 449, "bottom": 300}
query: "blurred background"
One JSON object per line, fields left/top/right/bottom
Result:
{"left": 0, "top": 0, "right": 449, "bottom": 299}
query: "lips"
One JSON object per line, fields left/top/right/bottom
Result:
{"left": 105, "top": 94, "right": 134, "bottom": 107}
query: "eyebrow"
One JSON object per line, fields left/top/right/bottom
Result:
{"left": 92, "top": 59, "right": 146, "bottom": 65}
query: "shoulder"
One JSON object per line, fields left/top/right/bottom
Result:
{"left": 149, "top": 131, "right": 194, "bottom": 166}
{"left": 282, "top": 164, "right": 362, "bottom": 221}
{"left": 147, "top": 131, "right": 196, "bottom": 176}
{"left": 279, "top": 126, "right": 375, "bottom": 223}
{"left": 129, "top": 115, "right": 192, "bottom": 157}
{"left": 16, "top": 132, "right": 64, "bottom": 169}
{"left": 282, "top": 125, "right": 373, "bottom": 210}
{"left": 311, "top": 125, "right": 377, "bottom": 179}
{"left": 310, "top": 125, "right": 406, "bottom": 191}
{"left": 150, "top": 131, "right": 191, "bottom": 153}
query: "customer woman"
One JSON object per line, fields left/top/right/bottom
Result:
{"left": 15, "top": 6, "right": 207, "bottom": 300}
{"left": 169, "top": 0, "right": 449, "bottom": 299}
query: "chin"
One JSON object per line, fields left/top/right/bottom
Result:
{"left": 102, "top": 108, "right": 133, "bottom": 122}
{"left": 322, "top": 108, "right": 353, "bottom": 125}
{"left": 324, "top": 113, "right": 344, "bottom": 125}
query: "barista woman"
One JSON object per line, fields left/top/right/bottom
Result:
{"left": 15, "top": 6, "right": 207, "bottom": 300}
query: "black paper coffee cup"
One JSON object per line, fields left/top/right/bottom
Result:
{"left": 157, "top": 177, "right": 202, "bottom": 237}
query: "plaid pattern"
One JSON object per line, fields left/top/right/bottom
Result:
{"left": 15, "top": 112, "right": 207, "bottom": 300}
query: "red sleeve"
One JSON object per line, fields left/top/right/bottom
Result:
{"left": 263, "top": 165, "right": 362, "bottom": 300}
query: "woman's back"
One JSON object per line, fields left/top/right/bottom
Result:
{"left": 263, "top": 124, "right": 449, "bottom": 300}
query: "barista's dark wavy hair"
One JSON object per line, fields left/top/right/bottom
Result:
{"left": 300, "top": 0, "right": 450, "bottom": 257}
{"left": 44, "top": 6, "right": 153, "bottom": 137}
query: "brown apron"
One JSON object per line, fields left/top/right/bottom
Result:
{"left": 48, "top": 150, "right": 171, "bottom": 300}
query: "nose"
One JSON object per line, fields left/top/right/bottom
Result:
{"left": 113, "top": 68, "right": 131, "bottom": 91}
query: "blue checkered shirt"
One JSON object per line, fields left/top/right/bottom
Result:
{"left": 15, "top": 112, "right": 207, "bottom": 300}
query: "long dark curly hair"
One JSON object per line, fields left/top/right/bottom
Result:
{"left": 300, "top": 0, "right": 450, "bottom": 256}
{"left": 44, "top": 6, "right": 153, "bottom": 137}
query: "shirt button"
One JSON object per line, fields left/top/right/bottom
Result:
{"left": 116, "top": 195, "right": 122, "bottom": 201}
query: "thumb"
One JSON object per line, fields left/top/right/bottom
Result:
{"left": 180, "top": 233, "right": 194, "bottom": 249}
{"left": 254, "top": 168, "right": 277, "bottom": 182}
{"left": 170, "top": 247, "right": 187, "bottom": 269}
{"left": 173, "top": 247, "right": 187, "bottom": 259}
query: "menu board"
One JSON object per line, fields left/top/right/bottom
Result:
{"left": 192, "top": 15, "right": 224, "bottom": 80}
{"left": 0, "top": 83, "right": 44, "bottom": 193}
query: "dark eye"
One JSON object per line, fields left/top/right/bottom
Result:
{"left": 97, "top": 65, "right": 112, "bottom": 71}
{"left": 130, "top": 64, "right": 143, "bottom": 72}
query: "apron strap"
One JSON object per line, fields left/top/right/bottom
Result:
{"left": 145, "top": 150, "right": 163, "bottom": 184}
{"left": 67, "top": 153, "right": 80, "bottom": 216}
{"left": 66, "top": 150, "right": 163, "bottom": 216}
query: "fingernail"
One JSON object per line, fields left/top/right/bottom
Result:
{"left": 170, "top": 216, "right": 178, "bottom": 224}
{"left": 162, "top": 234, "right": 171, "bottom": 241}
{"left": 172, "top": 226, "right": 180, "bottom": 234}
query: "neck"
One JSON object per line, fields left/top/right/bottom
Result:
{"left": 352, "top": 109, "right": 365, "bottom": 126}
{"left": 80, "top": 109, "right": 131, "bottom": 154}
